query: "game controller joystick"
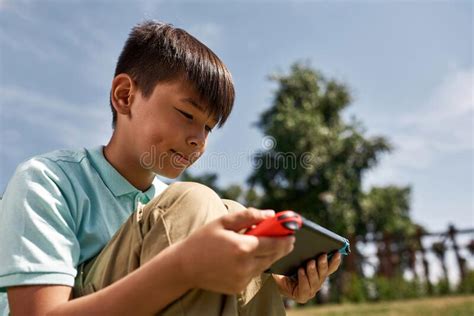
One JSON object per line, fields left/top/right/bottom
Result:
{"left": 245, "top": 210, "right": 302, "bottom": 236}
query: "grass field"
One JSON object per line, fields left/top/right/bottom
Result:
{"left": 286, "top": 295, "right": 474, "bottom": 316}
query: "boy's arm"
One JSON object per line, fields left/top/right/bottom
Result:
{"left": 8, "top": 209, "right": 295, "bottom": 315}
{"left": 8, "top": 285, "right": 72, "bottom": 316}
{"left": 8, "top": 241, "right": 189, "bottom": 316}
{"left": 8, "top": 240, "right": 190, "bottom": 315}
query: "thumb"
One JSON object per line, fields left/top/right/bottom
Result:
{"left": 221, "top": 208, "right": 275, "bottom": 232}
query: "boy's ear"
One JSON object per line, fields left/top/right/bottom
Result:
{"left": 110, "top": 74, "right": 136, "bottom": 115}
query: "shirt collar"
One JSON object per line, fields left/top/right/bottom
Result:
{"left": 86, "top": 146, "right": 156, "bottom": 200}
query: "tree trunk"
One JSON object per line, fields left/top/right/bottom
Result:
{"left": 448, "top": 224, "right": 466, "bottom": 280}
{"left": 416, "top": 228, "right": 433, "bottom": 295}
{"left": 408, "top": 244, "right": 418, "bottom": 281}
{"left": 378, "top": 233, "right": 393, "bottom": 278}
{"left": 345, "top": 234, "right": 357, "bottom": 273}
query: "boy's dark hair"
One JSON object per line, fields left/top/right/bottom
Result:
{"left": 110, "top": 20, "right": 235, "bottom": 129}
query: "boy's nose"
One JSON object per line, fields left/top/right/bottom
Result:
{"left": 187, "top": 134, "right": 206, "bottom": 149}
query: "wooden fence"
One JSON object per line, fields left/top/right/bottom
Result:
{"left": 346, "top": 224, "right": 474, "bottom": 294}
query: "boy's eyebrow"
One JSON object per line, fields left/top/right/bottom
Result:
{"left": 180, "top": 98, "right": 204, "bottom": 112}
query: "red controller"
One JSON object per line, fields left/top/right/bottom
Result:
{"left": 245, "top": 210, "right": 302, "bottom": 236}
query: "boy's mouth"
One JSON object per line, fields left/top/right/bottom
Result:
{"left": 170, "top": 149, "right": 191, "bottom": 165}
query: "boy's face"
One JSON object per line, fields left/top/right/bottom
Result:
{"left": 122, "top": 79, "right": 217, "bottom": 178}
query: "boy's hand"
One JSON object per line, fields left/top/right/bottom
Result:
{"left": 272, "top": 253, "right": 342, "bottom": 303}
{"left": 177, "top": 208, "right": 295, "bottom": 295}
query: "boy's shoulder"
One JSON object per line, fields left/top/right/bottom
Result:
{"left": 16, "top": 148, "right": 91, "bottom": 174}
{"left": 32, "top": 148, "right": 88, "bottom": 165}
{"left": 11, "top": 148, "right": 89, "bottom": 184}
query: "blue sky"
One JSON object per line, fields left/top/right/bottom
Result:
{"left": 1, "top": 0, "right": 472, "bottom": 236}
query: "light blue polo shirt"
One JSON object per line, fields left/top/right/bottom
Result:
{"left": 0, "top": 146, "right": 168, "bottom": 314}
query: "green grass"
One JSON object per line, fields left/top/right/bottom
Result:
{"left": 286, "top": 295, "right": 474, "bottom": 316}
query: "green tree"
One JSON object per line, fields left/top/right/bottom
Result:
{"left": 361, "top": 186, "right": 417, "bottom": 278}
{"left": 246, "top": 62, "right": 423, "bottom": 302}
{"left": 248, "top": 62, "right": 390, "bottom": 239}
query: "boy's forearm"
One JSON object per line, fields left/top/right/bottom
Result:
{"left": 49, "top": 242, "right": 191, "bottom": 315}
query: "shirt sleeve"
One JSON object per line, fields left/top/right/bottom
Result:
{"left": 0, "top": 157, "right": 80, "bottom": 292}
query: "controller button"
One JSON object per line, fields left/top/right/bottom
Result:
{"left": 277, "top": 212, "right": 297, "bottom": 220}
{"left": 282, "top": 221, "right": 299, "bottom": 231}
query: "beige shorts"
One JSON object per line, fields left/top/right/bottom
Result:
{"left": 73, "top": 182, "right": 286, "bottom": 316}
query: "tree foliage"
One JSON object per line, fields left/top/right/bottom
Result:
{"left": 248, "top": 62, "right": 393, "bottom": 237}
{"left": 361, "top": 186, "right": 414, "bottom": 237}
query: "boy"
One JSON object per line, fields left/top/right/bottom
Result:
{"left": 0, "top": 21, "right": 341, "bottom": 315}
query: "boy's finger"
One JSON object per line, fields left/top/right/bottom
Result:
{"left": 298, "top": 267, "right": 311, "bottom": 297}
{"left": 306, "top": 259, "right": 319, "bottom": 291}
{"left": 221, "top": 208, "right": 275, "bottom": 232}
{"left": 328, "top": 253, "right": 342, "bottom": 274}
{"left": 317, "top": 254, "right": 329, "bottom": 279}
{"left": 254, "top": 235, "right": 295, "bottom": 256}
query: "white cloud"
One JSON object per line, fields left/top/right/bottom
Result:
{"left": 1, "top": 4, "right": 117, "bottom": 67}
{"left": 0, "top": 27, "right": 68, "bottom": 63}
{"left": 137, "top": 0, "right": 164, "bottom": 18}
{"left": 401, "top": 68, "right": 474, "bottom": 153}
{"left": 0, "top": 85, "right": 111, "bottom": 149}
{"left": 0, "top": 0, "right": 41, "bottom": 23}
{"left": 1, "top": 86, "right": 103, "bottom": 119}
{"left": 188, "top": 22, "right": 222, "bottom": 49}
{"left": 364, "top": 67, "right": 473, "bottom": 186}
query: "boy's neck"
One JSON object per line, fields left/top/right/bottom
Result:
{"left": 103, "top": 135, "right": 155, "bottom": 192}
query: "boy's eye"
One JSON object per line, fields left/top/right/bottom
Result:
{"left": 176, "top": 107, "right": 214, "bottom": 134}
{"left": 177, "top": 109, "right": 193, "bottom": 120}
